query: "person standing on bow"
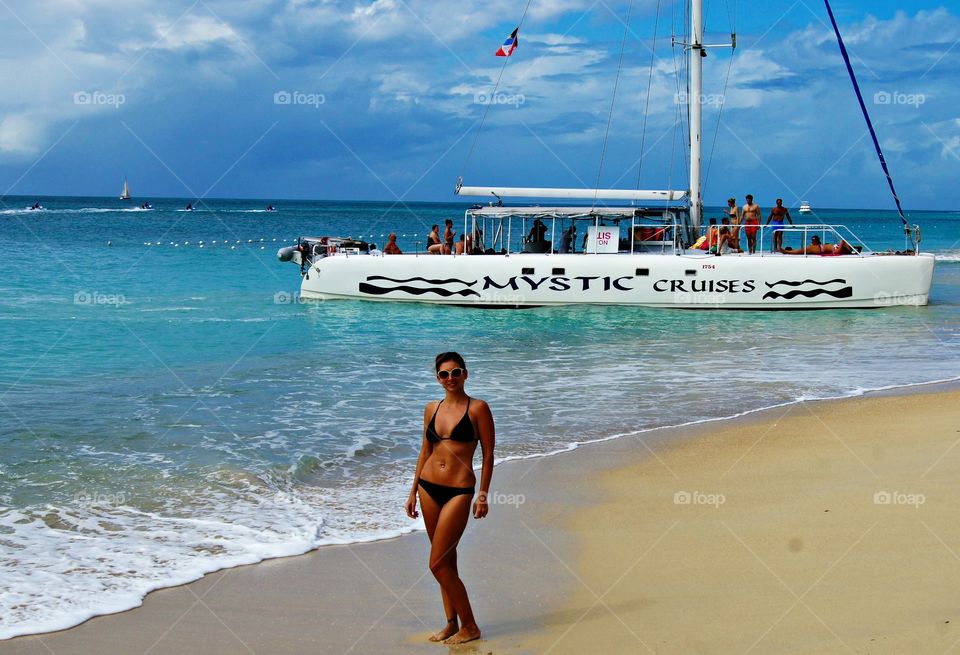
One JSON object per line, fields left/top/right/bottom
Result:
{"left": 765, "top": 198, "right": 794, "bottom": 252}
{"left": 741, "top": 194, "right": 761, "bottom": 254}
{"left": 406, "top": 352, "right": 495, "bottom": 645}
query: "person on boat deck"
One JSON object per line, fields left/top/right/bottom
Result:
{"left": 741, "top": 194, "right": 761, "bottom": 254}
{"left": 724, "top": 197, "right": 741, "bottom": 247}
{"left": 559, "top": 224, "right": 576, "bottom": 253}
{"left": 443, "top": 219, "right": 456, "bottom": 254}
{"left": 527, "top": 219, "right": 548, "bottom": 243}
{"left": 427, "top": 224, "right": 443, "bottom": 254}
{"left": 765, "top": 198, "right": 793, "bottom": 252}
{"left": 383, "top": 232, "right": 402, "bottom": 255}
{"left": 781, "top": 234, "right": 823, "bottom": 255}
{"left": 455, "top": 234, "right": 466, "bottom": 255}
{"left": 822, "top": 239, "right": 855, "bottom": 255}
{"left": 720, "top": 217, "right": 742, "bottom": 252}
{"left": 471, "top": 227, "right": 485, "bottom": 254}
{"left": 781, "top": 236, "right": 855, "bottom": 256}
{"left": 698, "top": 218, "right": 722, "bottom": 252}
{"left": 369, "top": 243, "right": 382, "bottom": 256}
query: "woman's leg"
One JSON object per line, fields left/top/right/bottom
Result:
{"left": 418, "top": 487, "right": 459, "bottom": 641}
{"left": 428, "top": 494, "right": 481, "bottom": 643}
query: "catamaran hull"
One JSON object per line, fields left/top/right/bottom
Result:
{"left": 298, "top": 253, "right": 934, "bottom": 309}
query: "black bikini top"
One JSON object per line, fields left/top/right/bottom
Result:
{"left": 426, "top": 398, "right": 476, "bottom": 443}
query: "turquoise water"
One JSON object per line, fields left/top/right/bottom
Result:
{"left": 1, "top": 196, "right": 958, "bottom": 638}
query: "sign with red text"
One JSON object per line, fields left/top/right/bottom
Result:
{"left": 586, "top": 225, "right": 620, "bottom": 253}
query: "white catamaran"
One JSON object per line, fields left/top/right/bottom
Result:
{"left": 279, "top": 1, "right": 934, "bottom": 309}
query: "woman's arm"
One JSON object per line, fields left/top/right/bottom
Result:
{"left": 472, "top": 400, "right": 496, "bottom": 519}
{"left": 405, "top": 403, "right": 435, "bottom": 519}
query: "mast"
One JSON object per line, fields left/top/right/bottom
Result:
{"left": 689, "top": 0, "right": 703, "bottom": 231}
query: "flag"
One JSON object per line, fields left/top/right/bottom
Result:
{"left": 495, "top": 27, "right": 519, "bottom": 57}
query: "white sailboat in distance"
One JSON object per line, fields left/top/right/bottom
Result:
{"left": 278, "top": 0, "right": 934, "bottom": 309}
{"left": 119, "top": 177, "right": 131, "bottom": 201}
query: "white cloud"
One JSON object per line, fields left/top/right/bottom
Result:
{"left": 0, "top": 114, "right": 46, "bottom": 157}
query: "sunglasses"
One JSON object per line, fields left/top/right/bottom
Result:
{"left": 437, "top": 368, "right": 466, "bottom": 380}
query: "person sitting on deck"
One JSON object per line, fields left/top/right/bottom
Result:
{"left": 455, "top": 234, "right": 466, "bottom": 255}
{"left": 720, "top": 217, "right": 742, "bottom": 253}
{"left": 781, "top": 235, "right": 823, "bottom": 255}
{"left": 427, "top": 224, "right": 443, "bottom": 254}
{"left": 820, "top": 239, "right": 855, "bottom": 256}
{"left": 383, "top": 232, "right": 402, "bottom": 255}
{"left": 697, "top": 219, "right": 722, "bottom": 253}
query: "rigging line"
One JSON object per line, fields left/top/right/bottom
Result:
{"left": 593, "top": 0, "right": 635, "bottom": 207}
{"left": 823, "top": 0, "right": 908, "bottom": 227}
{"left": 702, "top": 48, "right": 735, "bottom": 195}
{"left": 636, "top": 0, "right": 663, "bottom": 189}
{"left": 460, "top": 0, "right": 534, "bottom": 179}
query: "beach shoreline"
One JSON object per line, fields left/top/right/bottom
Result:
{"left": 4, "top": 379, "right": 960, "bottom": 654}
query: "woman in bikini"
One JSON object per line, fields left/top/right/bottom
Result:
{"left": 405, "top": 352, "right": 495, "bottom": 645}
{"left": 724, "top": 198, "right": 742, "bottom": 252}
{"left": 443, "top": 219, "right": 456, "bottom": 255}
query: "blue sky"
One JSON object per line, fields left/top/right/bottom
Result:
{"left": 0, "top": 0, "right": 956, "bottom": 210}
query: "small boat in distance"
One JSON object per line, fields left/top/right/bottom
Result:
{"left": 120, "top": 177, "right": 131, "bottom": 200}
{"left": 799, "top": 201, "right": 812, "bottom": 214}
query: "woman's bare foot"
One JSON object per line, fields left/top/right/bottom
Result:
{"left": 443, "top": 624, "right": 481, "bottom": 644}
{"left": 428, "top": 619, "right": 458, "bottom": 642}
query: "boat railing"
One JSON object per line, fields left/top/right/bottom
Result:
{"left": 698, "top": 222, "right": 872, "bottom": 256}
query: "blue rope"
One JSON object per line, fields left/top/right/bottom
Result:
{"left": 824, "top": 0, "right": 908, "bottom": 227}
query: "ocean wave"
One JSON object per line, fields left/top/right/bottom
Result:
{"left": 4, "top": 373, "right": 960, "bottom": 641}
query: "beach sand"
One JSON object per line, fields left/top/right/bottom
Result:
{"left": 4, "top": 386, "right": 959, "bottom": 654}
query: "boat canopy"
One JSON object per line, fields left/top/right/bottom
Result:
{"left": 466, "top": 206, "right": 676, "bottom": 219}
{"left": 456, "top": 184, "right": 686, "bottom": 202}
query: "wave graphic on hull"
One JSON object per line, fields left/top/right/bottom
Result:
{"left": 763, "top": 287, "right": 853, "bottom": 300}
{"left": 359, "top": 283, "right": 481, "bottom": 298}
{"left": 366, "top": 276, "right": 478, "bottom": 286}
{"left": 762, "top": 278, "right": 852, "bottom": 301}
{"left": 765, "top": 278, "right": 846, "bottom": 288}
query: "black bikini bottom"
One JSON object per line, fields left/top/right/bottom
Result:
{"left": 418, "top": 477, "right": 475, "bottom": 507}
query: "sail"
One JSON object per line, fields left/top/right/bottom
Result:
{"left": 120, "top": 178, "right": 130, "bottom": 199}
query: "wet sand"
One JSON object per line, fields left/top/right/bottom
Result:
{"left": 4, "top": 385, "right": 959, "bottom": 654}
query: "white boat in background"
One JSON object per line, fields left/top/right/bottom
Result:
{"left": 799, "top": 201, "right": 812, "bottom": 213}
{"left": 279, "top": 0, "right": 934, "bottom": 309}
{"left": 120, "top": 177, "right": 131, "bottom": 201}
